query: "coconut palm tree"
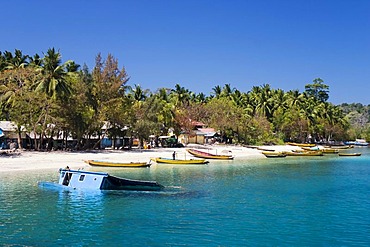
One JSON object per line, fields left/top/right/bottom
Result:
{"left": 128, "top": 84, "right": 148, "bottom": 101}
{"left": 29, "top": 54, "right": 43, "bottom": 68}
{"left": 211, "top": 85, "right": 222, "bottom": 98}
{"left": 171, "top": 83, "right": 191, "bottom": 106}
{"left": 34, "top": 48, "right": 72, "bottom": 99}
{"left": 5, "top": 49, "right": 29, "bottom": 70}
{"left": 250, "top": 84, "right": 274, "bottom": 120}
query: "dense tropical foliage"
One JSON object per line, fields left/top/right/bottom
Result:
{"left": 0, "top": 49, "right": 369, "bottom": 150}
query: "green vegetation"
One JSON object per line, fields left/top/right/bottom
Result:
{"left": 1, "top": 48, "right": 369, "bottom": 150}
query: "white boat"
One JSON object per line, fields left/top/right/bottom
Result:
{"left": 344, "top": 139, "right": 369, "bottom": 146}
{"left": 38, "top": 168, "right": 163, "bottom": 191}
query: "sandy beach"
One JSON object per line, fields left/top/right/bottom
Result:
{"left": 0, "top": 144, "right": 297, "bottom": 173}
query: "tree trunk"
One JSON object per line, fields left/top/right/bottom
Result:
{"left": 33, "top": 126, "right": 38, "bottom": 151}
{"left": 64, "top": 130, "right": 68, "bottom": 150}
{"left": 17, "top": 125, "right": 22, "bottom": 149}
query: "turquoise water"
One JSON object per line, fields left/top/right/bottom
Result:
{"left": 1, "top": 148, "right": 370, "bottom": 246}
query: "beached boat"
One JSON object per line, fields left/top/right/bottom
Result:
{"left": 39, "top": 168, "right": 163, "bottom": 191}
{"left": 186, "top": 148, "right": 234, "bottom": 160}
{"left": 324, "top": 145, "right": 353, "bottom": 149}
{"left": 283, "top": 150, "right": 323, "bottom": 156}
{"left": 338, "top": 153, "right": 362, "bottom": 157}
{"left": 322, "top": 148, "right": 339, "bottom": 154}
{"left": 151, "top": 157, "right": 209, "bottom": 164}
{"left": 85, "top": 160, "right": 151, "bottom": 168}
{"left": 301, "top": 146, "right": 320, "bottom": 151}
{"left": 286, "top": 142, "right": 316, "bottom": 147}
{"left": 302, "top": 146, "right": 341, "bottom": 153}
{"left": 262, "top": 151, "right": 286, "bottom": 158}
{"left": 257, "top": 147, "right": 276, "bottom": 152}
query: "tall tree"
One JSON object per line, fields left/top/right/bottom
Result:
{"left": 91, "top": 53, "right": 131, "bottom": 149}
{"left": 305, "top": 78, "right": 329, "bottom": 102}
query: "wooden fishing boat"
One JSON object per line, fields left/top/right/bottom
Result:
{"left": 322, "top": 148, "right": 339, "bottom": 154}
{"left": 262, "top": 151, "right": 286, "bottom": 158}
{"left": 151, "top": 157, "right": 209, "bottom": 164}
{"left": 324, "top": 145, "right": 353, "bottom": 149}
{"left": 301, "top": 146, "right": 320, "bottom": 151}
{"left": 301, "top": 146, "right": 338, "bottom": 154}
{"left": 283, "top": 150, "right": 323, "bottom": 156}
{"left": 338, "top": 153, "right": 362, "bottom": 157}
{"left": 186, "top": 148, "right": 234, "bottom": 160}
{"left": 286, "top": 142, "right": 316, "bottom": 147}
{"left": 257, "top": 147, "right": 276, "bottom": 152}
{"left": 38, "top": 168, "right": 163, "bottom": 191}
{"left": 85, "top": 160, "right": 151, "bottom": 168}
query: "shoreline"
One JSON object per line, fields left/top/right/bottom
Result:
{"left": 0, "top": 144, "right": 297, "bottom": 173}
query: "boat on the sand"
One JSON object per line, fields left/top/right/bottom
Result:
{"left": 286, "top": 142, "right": 316, "bottom": 147}
{"left": 262, "top": 151, "right": 286, "bottom": 158}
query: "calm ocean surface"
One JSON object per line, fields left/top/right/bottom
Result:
{"left": 1, "top": 147, "right": 370, "bottom": 246}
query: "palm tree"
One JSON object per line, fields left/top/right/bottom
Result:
{"left": 285, "top": 90, "right": 305, "bottom": 109}
{"left": 34, "top": 48, "right": 72, "bottom": 99}
{"left": 171, "top": 83, "right": 190, "bottom": 106}
{"left": 250, "top": 84, "right": 274, "bottom": 120}
{"left": 221, "top": 83, "right": 234, "bottom": 98}
{"left": 128, "top": 84, "right": 148, "bottom": 101}
{"left": 195, "top": 92, "right": 207, "bottom": 103}
{"left": 211, "top": 85, "right": 222, "bottom": 98}
{"left": 5, "top": 49, "right": 29, "bottom": 70}
{"left": 65, "top": 60, "right": 80, "bottom": 72}
{"left": 29, "top": 54, "right": 43, "bottom": 67}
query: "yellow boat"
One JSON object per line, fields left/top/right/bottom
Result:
{"left": 257, "top": 147, "right": 276, "bottom": 152}
{"left": 338, "top": 153, "right": 361, "bottom": 157}
{"left": 85, "top": 160, "right": 151, "bottom": 167}
{"left": 283, "top": 150, "right": 323, "bottom": 156}
{"left": 286, "top": 142, "right": 316, "bottom": 147}
{"left": 262, "top": 151, "right": 286, "bottom": 158}
{"left": 301, "top": 146, "right": 338, "bottom": 154}
{"left": 186, "top": 148, "right": 234, "bottom": 160}
{"left": 322, "top": 148, "right": 339, "bottom": 154}
{"left": 151, "top": 157, "right": 209, "bottom": 164}
{"left": 324, "top": 145, "right": 353, "bottom": 149}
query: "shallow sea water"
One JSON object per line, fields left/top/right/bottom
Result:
{"left": 1, "top": 147, "right": 370, "bottom": 246}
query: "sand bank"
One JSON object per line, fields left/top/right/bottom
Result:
{"left": 0, "top": 145, "right": 297, "bottom": 173}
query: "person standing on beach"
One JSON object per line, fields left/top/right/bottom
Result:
{"left": 172, "top": 151, "right": 176, "bottom": 160}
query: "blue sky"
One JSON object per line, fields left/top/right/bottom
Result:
{"left": 2, "top": 0, "right": 370, "bottom": 104}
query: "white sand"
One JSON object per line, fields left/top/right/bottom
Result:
{"left": 0, "top": 144, "right": 297, "bottom": 173}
